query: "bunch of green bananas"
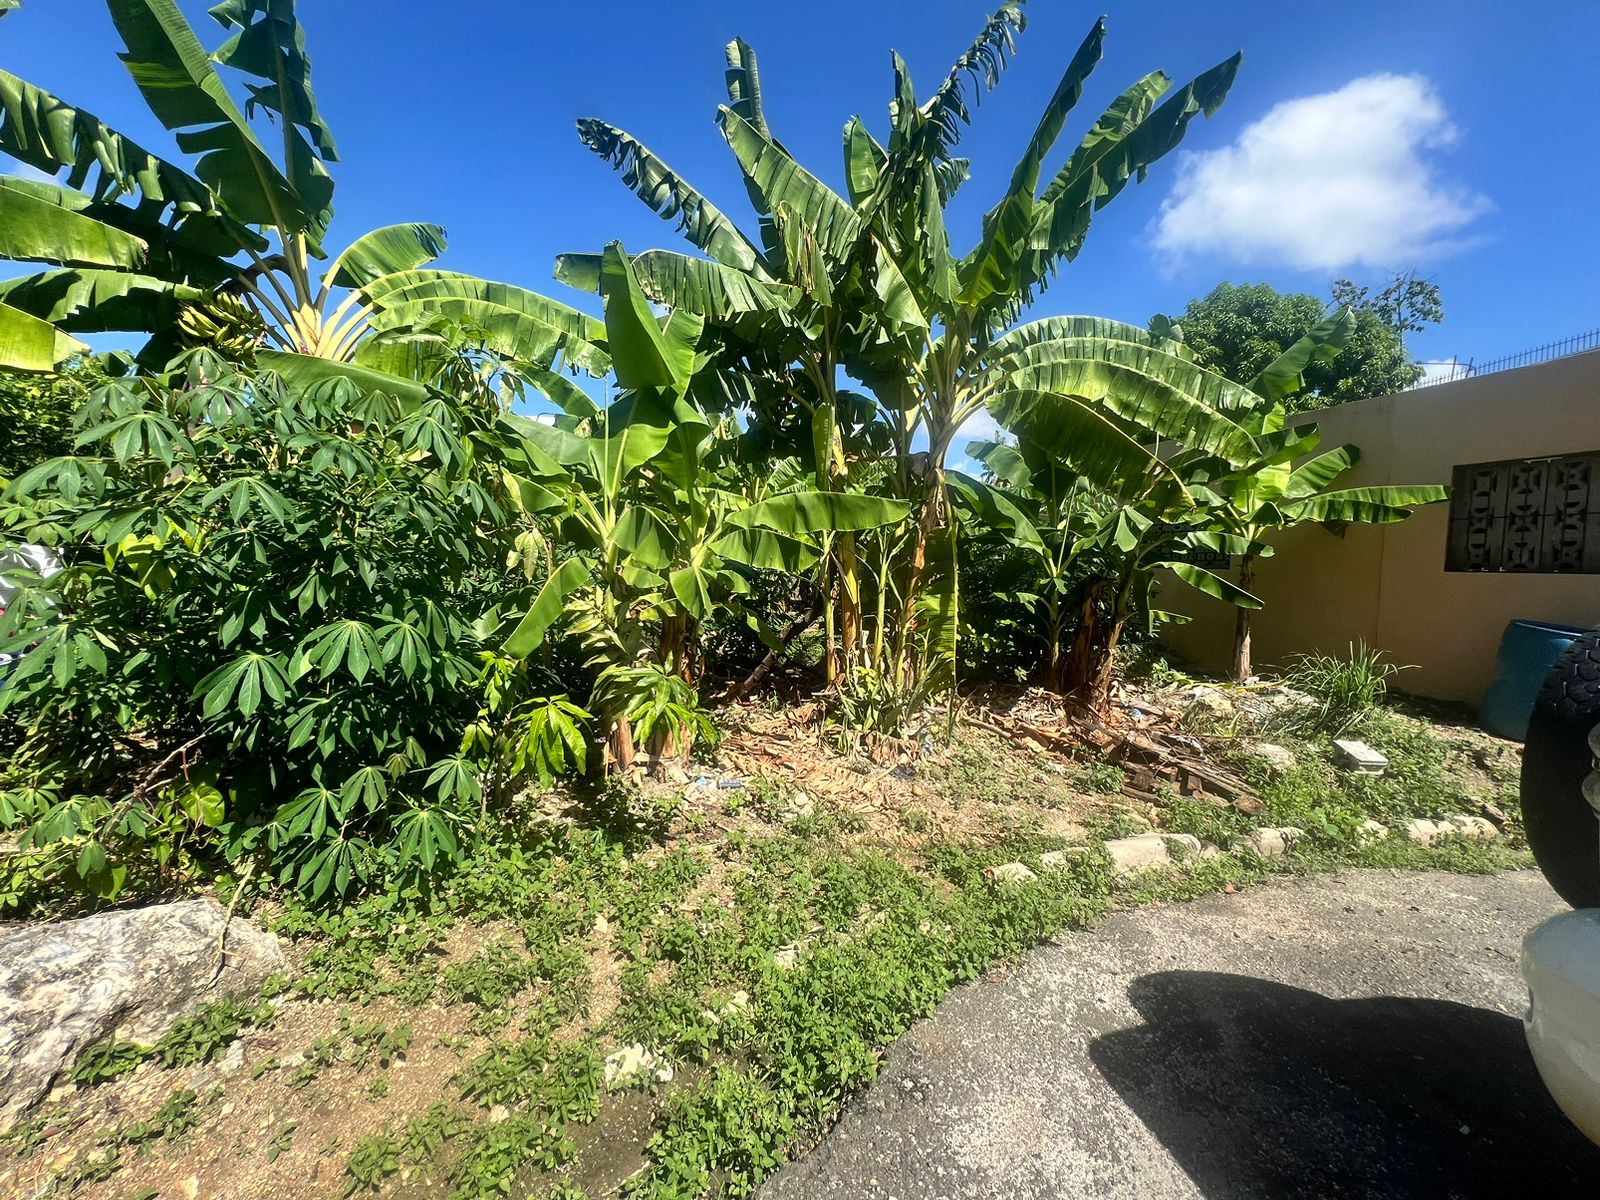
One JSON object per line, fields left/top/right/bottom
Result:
{"left": 176, "top": 291, "right": 267, "bottom": 361}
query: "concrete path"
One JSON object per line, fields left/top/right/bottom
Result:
{"left": 762, "top": 870, "right": 1600, "bottom": 1200}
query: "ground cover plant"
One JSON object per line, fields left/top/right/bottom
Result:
{"left": 0, "top": 663, "right": 1530, "bottom": 1200}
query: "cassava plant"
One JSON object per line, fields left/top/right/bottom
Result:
{"left": 0, "top": 352, "right": 536, "bottom": 903}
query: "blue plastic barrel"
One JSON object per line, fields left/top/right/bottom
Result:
{"left": 1481, "top": 620, "right": 1590, "bottom": 741}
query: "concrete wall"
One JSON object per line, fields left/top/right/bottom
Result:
{"left": 1160, "top": 351, "right": 1600, "bottom": 706}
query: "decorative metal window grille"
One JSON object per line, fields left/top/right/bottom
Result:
{"left": 1445, "top": 451, "right": 1600, "bottom": 573}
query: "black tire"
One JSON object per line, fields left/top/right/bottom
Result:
{"left": 1521, "top": 627, "right": 1600, "bottom": 909}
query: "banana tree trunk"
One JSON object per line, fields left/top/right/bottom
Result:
{"left": 820, "top": 551, "right": 837, "bottom": 684}
{"left": 660, "top": 614, "right": 689, "bottom": 681}
{"left": 896, "top": 462, "right": 946, "bottom": 684}
{"left": 607, "top": 716, "right": 636, "bottom": 774}
{"left": 1090, "top": 574, "right": 1139, "bottom": 712}
{"left": 1059, "top": 577, "right": 1108, "bottom": 695}
{"left": 1231, "top": 554, "right": 1257, "bottom": 683}
{"left": 838, "top": 533, "right": 861, "bottom": 671}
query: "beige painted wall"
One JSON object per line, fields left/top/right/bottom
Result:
{"left": 1160, "top": 351, "right": 1600, "bottom": 706}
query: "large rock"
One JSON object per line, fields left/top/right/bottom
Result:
{"left": 1104, "top": 833, "right": 1170, "bottom": 875}
{"left": 0, "top": 898, "right": 284, "bottom": 1130}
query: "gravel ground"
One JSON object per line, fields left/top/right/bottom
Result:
{"left": 761, "top": 869, "right": 1600, "bottom": 1200}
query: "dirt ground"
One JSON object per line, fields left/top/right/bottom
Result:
{"left": 0, "top": 680, "right": 1528, "bottom": 1200}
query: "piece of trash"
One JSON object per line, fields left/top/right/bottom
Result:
{"left": 716, "top": 778, "right": 745, "bottom": 790}
{"left": 1332, "top": 739, "right": 1387, "bottom": 775}
{"left": 604, "top": 1043, "right": 674, "bottom": 1090}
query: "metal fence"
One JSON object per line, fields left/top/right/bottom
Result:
{"left": 1410, "top": 327, "right": 1600, "bottom": 389}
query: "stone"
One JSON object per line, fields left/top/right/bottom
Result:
{"left": 1104, "top": 833, "right": 1173, "bottom": 875}
{"left": 603, "top": 1043, "right": 673, "bottom": 1090}
{"left": 1356, "top": 818, "right": 1390, "bottom": 846}
{"left": 780, "top": 791, "right": 815, "bottom": 823}
{"left": 1244, "top": 742, "right": 1297, "bottom": 774}
{"left": 984, "top": 862, "right": 1038, "bottom": 886}
{"left": 1186, "top": 687, "right": 1237, "bottom": 720}
{"left": 1162, "top": 834, "right": 1204, "bottom": 858}
{"left": 1404, "top": 818, "right": 1446, "bottom": 847}
{"left": 1332, "top": 739, "right": 1388, "bottom": 775}
{"left": 0, "top": 898, "right": 285, "bottom": 1132}
{"left": 1038, "top": 848, "right": 1089, "bottom": 874}
{"left": 1230, "top": 826, "right": 1305, "bottom": 858}
{"left": 1442, "top": 814, "right": 1499, "bottom": 841}
{"left": 702, "top": 989, "right": 753, "bottom": 1026}
{"left": 218, "top": 1039, "right": 246, "bottom": 1074}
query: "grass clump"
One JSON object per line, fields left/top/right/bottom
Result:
{"left": 1276, "top": 641, "right": 1411, "bottom": 737}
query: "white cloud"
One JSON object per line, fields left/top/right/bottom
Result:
{"left": 1152, "top": 74, "right": 1491, "bottom": 273}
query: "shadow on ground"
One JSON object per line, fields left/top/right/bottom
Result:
{"left": 1090, "top": 971, "right": 1600, "bottom": 1199}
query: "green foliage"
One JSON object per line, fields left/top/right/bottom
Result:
{"left": 344, "top": 1133, "right": 401, "bottom": 1195}
{"left": 1069, "top": 761, "right": 1126, "bottom": 796}
{"left": 0, "top": 1, "right": 601, "bottom": 382}
{"left": 69, "top": 1037, "right": 149, "bottom": 1085}
{"left": 1173, "top": 281, "right": 1435, "bottom": 409}
{"left": 1331, "top": 270, "right": 1444, "bottom": 337}
{"left": 606, "top": 664, "right": 717, "bottom": 757}
{"left": 155, "top": 997, "right": 277, "bottom": 1068}
{"left": 634, "top": 1068, "right": 794, "bottom": 1198}
{"left": 123, "top": 1088, "right": 199, "bottom": 1144}
{"left": 1277, "top": 641, "right": 1411, "bottom": 736}
{"left": 0, "top": 360, "right": 108, "bottom": 481}
{"left": 830, "top": 665, "right": 939, "bottom": 741}
{"left": 0, "top": 355, "right": 558, "bottom": 904}
{"left": 71, "top": 996, "right": 275, "bottom": 1085}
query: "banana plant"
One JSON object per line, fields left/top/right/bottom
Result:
{"left": 959, "top": 308, "right": 1378, "bottom": 704}
{"left": 489, "top": 245, "right": 908, "bottom": 770}
{"left": 840, "top": 6, "right": 1240, "bottom": 690}
{"left": 558, "top": 36, "right": 919, "bottom": 684}
{"left": 565, "top": 2, "right": 1242, "bottom": 705}
{"left": 1131, "top": 307, "right": 1451, "bottom": 680}
{"left": 1183, "top": 412, "right": 1449, "bottom": 681}
{"left": 0, "top": 0, "right": 604, "bottom": 386}
{"left": 965, "top": 430, "right": 1266, "bottom": 706}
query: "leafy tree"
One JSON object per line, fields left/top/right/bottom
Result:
{"left": 1165, "top": 279, "right": 1441, "bottom": 408}
{"left": 0, "top": 0, "right": 604, "bottom": 385}
{"left": 1331, "top": 270, "right": 1444, "bottom": 337}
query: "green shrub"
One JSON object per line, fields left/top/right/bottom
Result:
{"left": 0, "top": 354, "right": 564, "bottom": 905}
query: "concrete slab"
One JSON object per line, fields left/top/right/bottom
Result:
{"left": 761, "top": 870, "right": 1600, "bottom": 1199}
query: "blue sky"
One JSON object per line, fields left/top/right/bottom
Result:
{"left": 6, "top": 0, "right": 1599, "bottom": 375}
